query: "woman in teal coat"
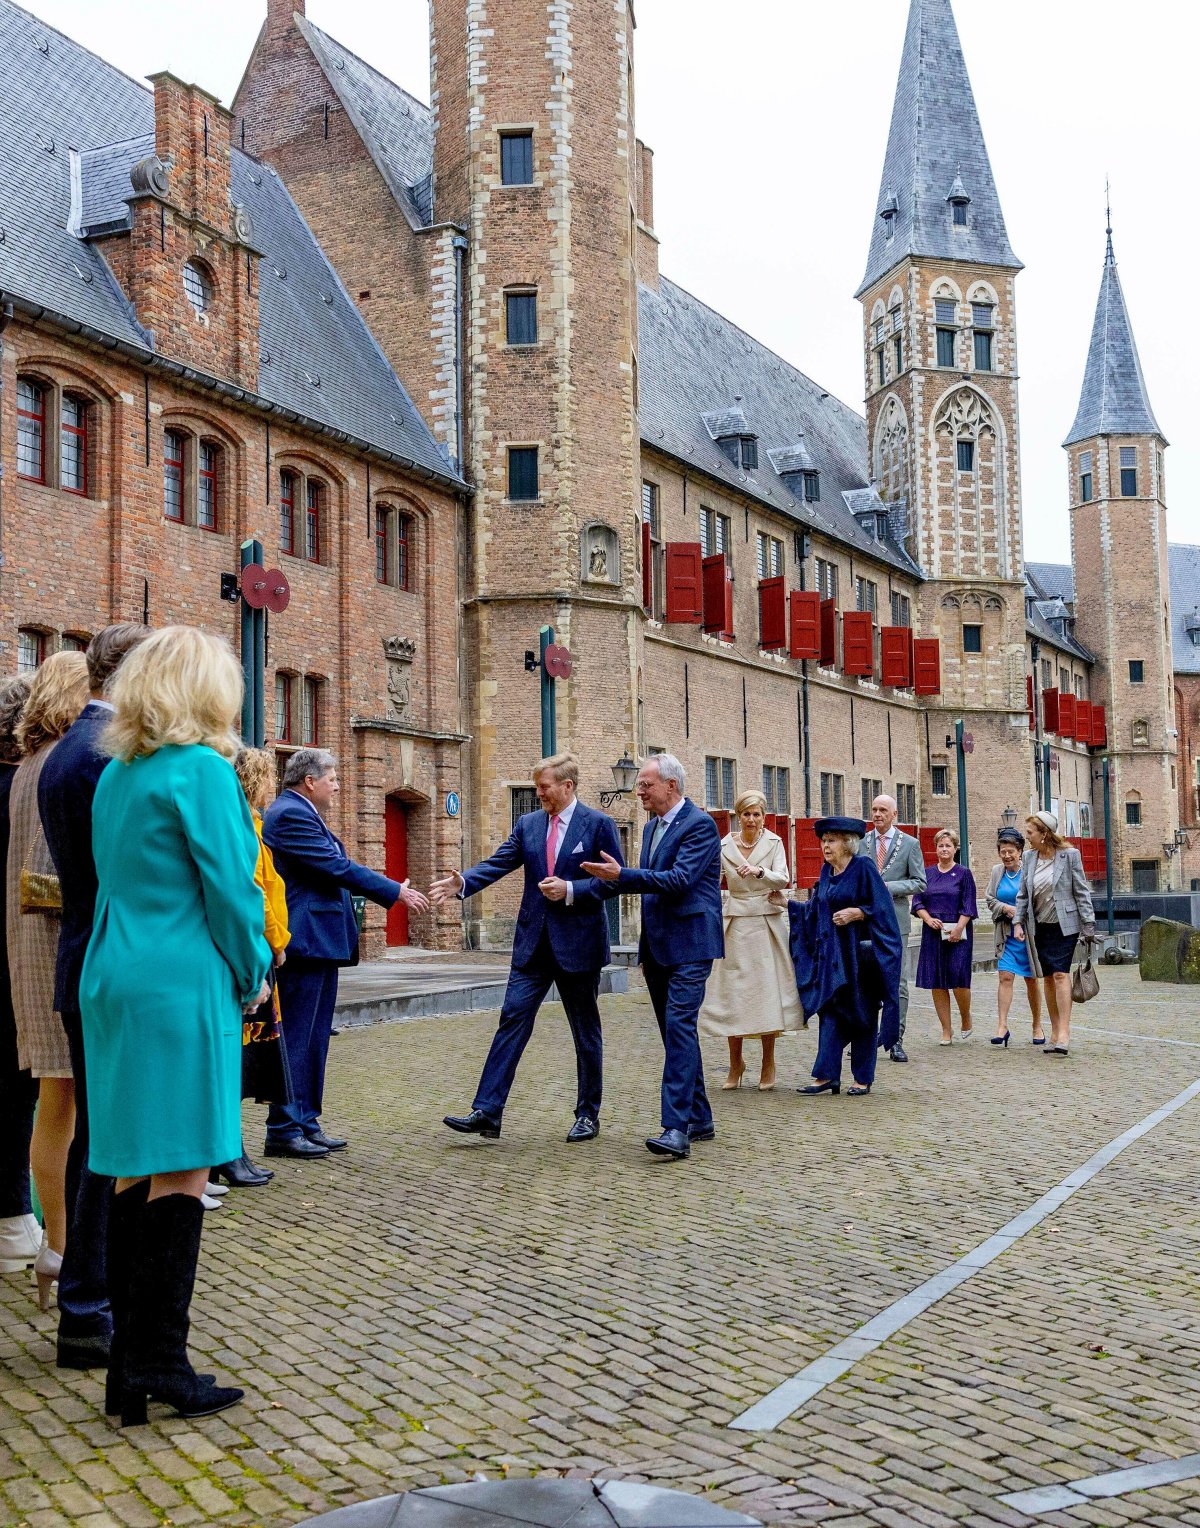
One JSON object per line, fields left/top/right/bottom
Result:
{"left": 81, "top": 626, "right": 270, "bottom": 1426}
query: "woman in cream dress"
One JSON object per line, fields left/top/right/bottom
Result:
{"left": 700, "top": 790, "right": 802, "bottom": 1090}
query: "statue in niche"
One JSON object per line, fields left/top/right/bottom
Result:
{"left": 589, "top": 540, "right": 609, "bottom": 581}
{"left": 382, "top": 635, "right": 416, "bottom": 719}
{"left": 580, "top": 522, "right": 619, "bottom": 585}
{"left": 1132, "top": 718, "right": 1150, "bottom": 748}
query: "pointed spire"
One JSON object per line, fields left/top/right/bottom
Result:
{"left": 1064, "top": 217, "right": 1164, "bottom": 446}
{"left": 856, "top": 0, "right": 1021, "bottom": 297}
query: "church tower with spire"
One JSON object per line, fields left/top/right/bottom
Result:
{"left": 857, "top": 0, "right": 1029, "bottom": 864}
{"left": 1066, "top": 223, "right": 1177, "bottom": 890}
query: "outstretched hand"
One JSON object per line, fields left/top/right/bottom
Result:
{"left": 430, "top": 871, "right": 464, "bottom": 907}
{"left": 400, "top": 878, "right": 429, "bottom": 913}
{"left": 579, "top": 850, "right": 622, "bottom": 882}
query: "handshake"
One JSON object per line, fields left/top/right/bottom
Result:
{"left": 427, "top": 851, "right": 624, "bottom": 908}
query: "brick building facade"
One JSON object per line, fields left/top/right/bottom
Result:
{"left": 0, "top": 1, "right": 468, "bottom": 952}
{"left": 5, "top": 0, "right": 1195, "bottom": 940}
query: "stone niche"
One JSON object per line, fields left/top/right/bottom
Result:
{"left": 580, "top": 522, "right": 620, "bottom": 586}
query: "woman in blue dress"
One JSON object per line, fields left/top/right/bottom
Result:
{"left": 912, "top": 827, "right": 978, "bottom": 1043}
{"left": 984, "top": 827, "right": 1044, "bottom": 1047}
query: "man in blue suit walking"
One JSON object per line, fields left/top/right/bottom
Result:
{"left": 583, "top": 754, "right": 723, "bottom": 1160}
{"left": 432, "top": 753, "right": 622, "bottom": 1142}
{"left": 262, "top": 748, "right": 427, "bottom": 1158}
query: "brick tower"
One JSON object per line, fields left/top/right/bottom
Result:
{"left": 428, "top": 0, "right": 642, "bottom": 943}
{"left": 856, "top": 0, "right": 1030, "bottom": 865}
{"left": 1065, "top": 222, "right": 1177, "bottom": 891}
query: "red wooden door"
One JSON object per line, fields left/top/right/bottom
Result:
{"left": 385, "top": 797, "right": 409, "bottom": 946}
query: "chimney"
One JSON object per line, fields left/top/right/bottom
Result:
{"left": 635, "top": 138, "right": 659, "bottom": 290}
{"left": 266, "top": 0, "right": 303, "bottom": 42}
{"left": 149, "top": 72, "right": 232, "bottom": 233}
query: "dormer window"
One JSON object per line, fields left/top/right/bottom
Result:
{"left": 739, "top": 437, "right": 758, "bottom": 470}
{"left": 947, "top": 174, "right": 971, "bottom": 226}
{"left": 880, "top": 192, "right": 898, "bottom": 239}
{"left": 183, "top": 260, "right": 212, "bottom": 317}
{"left": 802, "top": 470, "right": 820, "bottom": 503}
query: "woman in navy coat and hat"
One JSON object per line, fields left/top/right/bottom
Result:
{"left": 789, "top": 817, "right": 903, "bottom": 1097}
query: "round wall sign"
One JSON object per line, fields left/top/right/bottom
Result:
{"left": 445, "top": 791, "right": 461, "bottom": 818}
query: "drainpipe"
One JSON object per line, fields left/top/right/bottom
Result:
{"left": 798, "top": 539, "right": 812, "bottom": 815}
{"left": 0, "top": 302, "right": 12, "bottom": 610}
{"left": 451, "top": 234, "right": 468, "bottom": 475}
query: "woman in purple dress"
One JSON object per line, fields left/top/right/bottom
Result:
{"left": 912, "top": 828, "right": 978, "bottom": 1044}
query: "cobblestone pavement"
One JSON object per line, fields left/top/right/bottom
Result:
{"left": 3, "top": 966, "right": 1200, "bottom": 1528}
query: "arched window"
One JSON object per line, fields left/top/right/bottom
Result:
{"left": 374, "top": 504, "right": 414, "bottom": 589}
{"left": 302, "top": 676, "right": 322, "bottom": 744}
{"left": 279, "top": 469, "right": 296, "bottom": 555}
{"left": 16, "top": 628, "right": 46, "bottom": 673}
{"left": 304, "top": 480, "right": 323, "bottom": 563}
{"left": 275, "top": 672, "right": 295, "bottom": 742}
{"left": 60, "top": 394, "right": 89, "bottom": 495}
{"left": 183, "top": 260, "right": 213, "bottom": 317}
{"left": 16, "top": 379, "right": 46, "bottom": 483}
{"left": 164, "top": 430, "right": 186, "bottom": 521}
{"left": 375, "top": 506, "right": 390, "bottom": 584}
{"left": 198, "top": 441, "right": 220, "bottom": 531}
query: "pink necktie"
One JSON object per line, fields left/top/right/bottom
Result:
{"left": 876, "top": 834, "right": 887, "bottom": 871}
{"left": 546, "top": 815, "right": 561, "bottom": 877}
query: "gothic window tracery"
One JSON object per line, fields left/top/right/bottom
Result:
{"left": 873, "top": 394, "right": 908, "bottom": 505}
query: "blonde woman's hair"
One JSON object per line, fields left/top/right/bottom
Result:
{"left": 106, "top": 626, "right": 243, "bottom": 763}
{"left": 733, "top": 789, "right": 768, "bottom": 817}
{"left": 1025, "top": 815, "right": 1066, "bottom": 851}
{"left": 934, "top": 826, "right": 960, "bottom": 850}
{"left": 234, "top": 747, "right": 277, "bottom": 812}
{"left": 16, "top": 652, "right": 90, "bottom": 755}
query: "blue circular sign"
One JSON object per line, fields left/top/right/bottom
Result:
{"left": 445, "top": 791, "right": 461, "bottom": 818}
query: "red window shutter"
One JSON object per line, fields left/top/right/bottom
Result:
{"left": 641, "top": 520, "right": 652, "bottom": 610}
{"left": 1043, "top": 687, "right": 1060, "bottom": 733}
{"left": 880, "top": 626, "right": 913, "bottom": 688}
{"left": 708, "top": 809, "right": 731, "bottom": 838}
{"left": 841, "top": 611, "right": 874, "bottom": 677}
{"left": 774, "top": 818, "right": 792, "bottom": 875}
{"left": 898, "top": 822, "right": 917, "bottom": 839}
{"left": 758, "top": 576, "right": 787, "bottom": 650}
{"left": 665, "top": 542, "right": 703, "bottom": 623}
{"left": 918, "top": 826, "right": 942, "bottom": 864}
{"left": 1026, "top": 674, "right": 1036, "bottom": 730}
{"left": 1059, "top": 693, "right": 1076, "bottom": 739}
{"left": 1093, "top": 705, "right": 1107, "bottom": 748}
{"left": 793, "top": 819, "right": 824, "bottom": 889}
{"left": 789, "top": 590, "right": 821, "bottom": 659}
{"left": 912, "top": 638, "right": 941, "bottom": 695}
{"left": 819, "top": 598, "right": 837, "bottom": 666}
{"left": 702, "top": 554, "right": 734, "bottom": 637}
{"left": 1096, "top": 834, "right": 1107, "bottom": 879}
{"left": 1075, "top": 700, "right": 1092, "bottom": 744}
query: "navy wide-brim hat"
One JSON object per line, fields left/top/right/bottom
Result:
{"left": 813, "top": 816, "right": 868, "bottom": 839}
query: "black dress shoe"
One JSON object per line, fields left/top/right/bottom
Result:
{"left": 566, "top": 1116, "right": 599, "bottom": 1142}
{"left": 304, "top": 1131, "right": 347, "bottom": 1151}
{"left": 443, "top": 1110, "right": 501, "bottom": 1139}
{"left": 214, "top": 1155, "right": 273, "bottom": 1187}
{"left": 645, "top": 1128, "right": 690, "bottom": 1160}
{"left": 56, "top": 1331, "right": 112, "bottom": 1369}
{"left": 687, "top": 1124, "right": 716, "bottom": 1142}
{"left": 263, "top": 1137, "right": 330, "bottom": 1159}
{"left": 890, "top": 1043, "right": 909, "bottom": 1063}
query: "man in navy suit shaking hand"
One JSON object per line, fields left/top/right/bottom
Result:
{"left": 433, "top": 753, "right": 622, "bottom": 1143}
{"left": 583, "top": 754, "right": 723, "bottom": 1160}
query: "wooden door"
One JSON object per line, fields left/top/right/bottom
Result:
{"left": 385, "top": 797, "right": 409, "bottom": 946}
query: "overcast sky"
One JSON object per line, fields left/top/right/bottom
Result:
{"left": 23, "top": 0, "right": 1196, "bottom": 564}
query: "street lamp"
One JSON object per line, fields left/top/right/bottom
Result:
{"left": 1001, "top": 806, "right": 1017, "bottom": 828}
{"left": 600, "top": 754, "right": 638, "bottom": 809}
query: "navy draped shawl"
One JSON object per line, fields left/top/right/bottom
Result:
{"left": 788, "top": 854, "right": 903, "bottom": 1050}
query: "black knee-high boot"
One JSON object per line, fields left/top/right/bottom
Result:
{"left": 118, "top": 1193, "right": 243, "bottom": 1427}
{"left": 104, "top": 1180, "right": 148, "bottom": 1416}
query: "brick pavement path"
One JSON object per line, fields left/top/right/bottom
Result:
{"left": 3, "top": 967, "right": 1200, "bottom": 1528}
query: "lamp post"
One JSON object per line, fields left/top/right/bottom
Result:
{"left": 1001, "top": 805, "right": 1017, "bottom": 829}
{"left": 600, "top": 755, "right": 638, "bottom": 810}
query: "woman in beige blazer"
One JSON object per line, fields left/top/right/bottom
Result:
{"left": 699, "top": 790, "right": 802, "bottom": 1089}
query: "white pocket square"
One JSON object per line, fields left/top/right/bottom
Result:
{"left": 572, "top": 841, "right": 585, "bottom": 853}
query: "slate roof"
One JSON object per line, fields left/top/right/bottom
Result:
{"left": 857, "top": 0, "right": 1020, "bottom": 297}
{"left": 1168, "top": 545, "right": 1200, "bottom": 675}
{"left": 1026, "top": 561, "right": 1077, "bottom": 606}
{"left": 1064, "top": 241, "right": 1163, "bottom": 446}
{"left": 296, "top": 17, "right": 434, "bottom": 230}
{"left": 0, "top": 0, "right": 458, "bottom": 486}
{"left": 638, "top": 278, "right": 921, "bottom": 576}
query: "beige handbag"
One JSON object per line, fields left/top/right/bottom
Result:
{"left": 1070, "top": 951, "right": 1099, "bottom": 1004}
{"left": 19, "top": 835, "right": 61, "bottom": 915}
